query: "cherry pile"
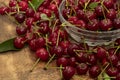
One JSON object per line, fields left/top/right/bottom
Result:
{"left": 62, "top": 0, "right": 120, "bottom": 31}
{"left": 0, "top": 0, "right": 120, "bottom": 80}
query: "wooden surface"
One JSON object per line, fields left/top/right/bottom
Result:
{"left": 0, "top": 0, "right": 93, "bottom": 80}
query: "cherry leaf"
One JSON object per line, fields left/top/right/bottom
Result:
{"left": 89, "top": 2, "right": 98, "bottom": 9}
{"left": 0, "top": 38, "right": 20, "bottom": 53}
{"left": 103, "top": 72, "right": 111, "bottom": 80}
{"left": 40, "top": 13, "right": 50, "bottom": 21}
{"left": 29, "top": 0, "right": 44, "bottom": 10}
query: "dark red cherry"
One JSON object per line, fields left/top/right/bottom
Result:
{"left": 95, "top": 5, "right": 104, "bottom": 17}
{"left": 85, "top": 10, "right": 96, "bottom": 20}
{"left": 56, "top": 57, "right": 68, "bottom": 67}
{"left": 0, "top": 7, "right": 10, "bottom": 15}
{"left": 50, "top": 45, "right": 63, "bottom": 57}
{"left": 29, "top": 39, "right": 37, "bottom": 51}
{"left": 87, "top": 54, "right": 97, "bottom": 66}
{"left": 25, "top": 17, "right": 34, "bottom": 28}
{"left": 87, "top": 19, "right": 100, "bottom": 31}
{"left": 68, "top": 57, "right": 77, "bottom": 67}
{"left": 33, "top": 12, "right": 41, "bottom": 21}
{"left": 106, "top": 67, "right": 119, "bottom": 77}
{"left": 100, "top": 19, "right": 113, "bottom": 31}
{"left": 16, "top": 25, "right": 27, "bottom": 35}
{"left": 26, "top": 8, "right": 35, "bottom": 17}
{"left": 76, "top": 52, "right": 88, "bottom": 63}
{"left": 14, "top": 37, "right": 25, "bottom": 49}
{"left": 62, "top": 66, "right": 75, "bottom": 80}
{"left": 68, "top": 16, "right": 78, "bottom": 24}
{"left": 68, "top": 43, "right": 79, "bottom": 56}
{"left": 103, "top": 0, "right": 114, "bottom": 9}
{"left": 35, "top": 37, "right": 46, "bottom": 49}
{"left": 113, "top": 18, "right": 120, "bottom": 29}
{"left": 36, "top": 48, "right": 49, "bottom": 61}
{"left": 18, "top": 1, "right": 28, "bottom": 11}
{"left": 106, "top": 9, "right": 116, "bottom": 20}
{"left": 76, "top": 63, "right": 88, "bottom": 75}
{"left": 75, "top": 20, "right": 86, "bottom": 29}
{"left": 42, "top": 9, "right": 52, "bottom": 17}
{"left": 89, "top": 65, "right": 101, "bottom": 78}
{"left": 14, "top": 13, "right": 25, "bottom": 23}
{"left": 9, "top": 0, "right": 17, "bottom": 7}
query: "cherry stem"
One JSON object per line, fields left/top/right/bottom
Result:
{"left": 60, "top": 65, "right": 63, "bottom": 80}
{"left": 74, "top": 49, "right": 92, "bottom": 53}
{"left": 98, "top": 63, "right": 109, "bottom": 77}
{"left": 16, "top": 4, "right": 20, "bottom": 13}
{"left": 52, "top": 19, "right": 58, "bottom": 33}
{"left": 113, "top": 46, "right": 120, "bottom": 55}
{"left": 56, "top": 30, "right": 60, "bottom": 46}
{"left": 83, "top": 0, "right": 91, "bottom": 12}
{"left": 44, "top": 54, "right": 56, "bottom": 70}
{"left": 30, "top": 58, "right": 40, "bottom": 72}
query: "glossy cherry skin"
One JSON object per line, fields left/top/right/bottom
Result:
{"left": 87, "top": 54, "right": 97, "bottom": 66}
{"left": 113, "top": 18, "right": 120, "bottom": 29}
{"left": 14, "top": 13, "right": 25, "bottom": 23}
{"left": 0, "top": 7, "right": 10, "bottom": 15}
{"left": 9, "top": 0, "right": 17, "bottom": 7}
{"left": 56, "top": 57, "right": 68, "bottom": 67}
{"left": 100, "top": 19, "right": 113, "bottom": 31}
{"left": 76, "top": 52, "right": 88, "bottom": 63}
{"left": 18, "top": 1, "right": 28, "bottom": 11}
{"left": 68, "top": 57, "right": 77, "bottom": 67}
{"left": 36, "top": 48, "right": 49, "bottom": 61}
{"left": 16, "top": 25, "right": 27, "bottom": 35}
{"left": 62, "top": 66, "right": 75, "bottom": 80}
{"left": 89, "top": 65, "right": 101, "bottom": 78}
{"left": 14, "top": 37, "right": 26, "bottom": 49}
{"left": 26, "top": 8, "right": 35, "bottom": 17}
{"left": 76, "top": 63, "right": 88, "bottom": 75}
{"left": 106, "top": 67, "right": 119, "bottom": 77}
{"left": 103, "top": 0, "right": 114, "bottom": 9}
{"left": 68, "top": 43, "right": 80, "bottom": 56}
{"left": 106, "top": 9, "right": 116, "bottom": 20}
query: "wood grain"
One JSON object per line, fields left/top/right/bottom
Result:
{"left": 0, "top": 0, "right": 93, "bottom": 80}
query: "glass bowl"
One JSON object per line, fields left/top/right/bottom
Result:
{"left": 58, "top": 0, "right": 120, "bottom": 46}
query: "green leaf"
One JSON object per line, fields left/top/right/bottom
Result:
{"left": 89, "top": 2, "right": 98, "bottom": 9}
{"left": 0, "top": 38, "right": 20, "bottom": 53}
{"left": 29, "top": 0, "right": 44, "bottom": 10}
{"left": 103, "top": 72, "right": 111, "bottom": 80}
{"left": 40, "top": 13, "right": 50, "bottom": 21}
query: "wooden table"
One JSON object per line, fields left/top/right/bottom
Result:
{"left": 0, "top": 0, "right": 93, "bottom": 80}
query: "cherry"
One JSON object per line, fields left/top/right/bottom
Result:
{"left": 87, "top": 54, "right": 97, "bottom": 66}
{"left": 67, "top": 43, "right": 79, "bottom": 56}
{"left": 75, "top": 20, "right": 86, "bottom": 29}
{"left": 87, "top": 19, "right": 100, "bottom": 31}
{"left": 85, "top": 10, "right": 96, "bottom": 20}
{"left": 56, "top": 57, "right": 68, "bottom": 67}
{"left": 59, "top": 40, "right": 71, "bottom": 55}
{"left": 95, "top": 5, "right": 104, "bottom": 17}
{"left": 100, "top": 18, "right": 113, "bottom": 31}
{"left": 62, "top": 8, "right": 71, "bottom": 19}
{"left": 116, "top": 73, "right": 120, "bottom": 80}
{"left": 50, "top": 45, "right": 63, "bottom": 57}
{"left": 35, "top": 37, "right": 46, "bottom": 49}
{"left": 26, "top": 8, "right": 35, "bottom": 17}
{"left": 25, "top": 32, "right": 36, "bottom": 43}
{"left": 116, "top": 61, "right": 120, "bottom": 71}
{"left": 59, "top": 30, "right": 68, "bottom": 40}
{"left": 0, "top": 7, "right": 10, "bottom": 15}
{"left": 76, "top": 63, "right": 88, "bottom": 75}
{"left": 25, "top": 17, "right": 34, "bottom": 28}
{"left": 36, "top": 48, "right": 49, "bottom": 61}
{"left": 48, "top": 3, "right": 57, "bottom": 14}
{"left": 106, "top": 9, "right": 116, "bottom": 20}
{"left": 38, "top": 21, "right": 50, "bottom": 34}
{"left": 103, "top": 0, "right": 114, "bottom": 9}
{"left": 33, "top": 12, "right": 41, "bottom": 21}
{"left": 68, "top": 16, "right": 78, "bottom": 24}
{"left": 41, "top": 0, "right": 50, "bottom": 8}
{"left": 29, "top": 39, "right": 37, "bottom": 51}
{"left": 16, "top": 25, "right": 27, "bottom": 35}
{"left": 113, "top": 18, "right": 120, "bottom": 29}
{"left": 37, "top": 6, "right": 44, "bottom": 12}
{"left": 42, "top": 9, "right": 52, "bottom": 17}
{"left": 9, "top": 0, "right": 17, "bottom": 7}
{"left": 14, "top": 37, "right": 26, "bottom": 49}
{"left": 76, "top": 52, "right": 88, "bottom": 63}
{"left": 106, "top": 67, "right": 119, "bottom": 77}
{"left": 93, "top": 46, "right": 107, "bottom": 60}
{"left": 76, "top": 9, "right": 87, "bottom": 21}
{"left": 18, "top": 1, "right": 28, "bottom": 11}
{"left": 14, "top": 13, "right": 25, "bottom": 23}
{"left": 89, "top": 65, "right": 101, "bottom": 78}
{"left": 68, "top": 57, "right": 77, "bottom": 67}
{"left": 78, "top": 43, "right": 89, "bottom": 50}
{"left": 107, "top": 54, "right": 119, "bottom": 66}
{"left": 62, "top": 66, "right": 75, "bottom": 80}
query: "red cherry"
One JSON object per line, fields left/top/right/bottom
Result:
{"left": 36, "top": 48, "right": 49, "bottom": 61}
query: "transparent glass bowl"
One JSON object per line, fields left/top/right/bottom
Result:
{"left": 58, "top": 0, "right": 120, "bottom": 46}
